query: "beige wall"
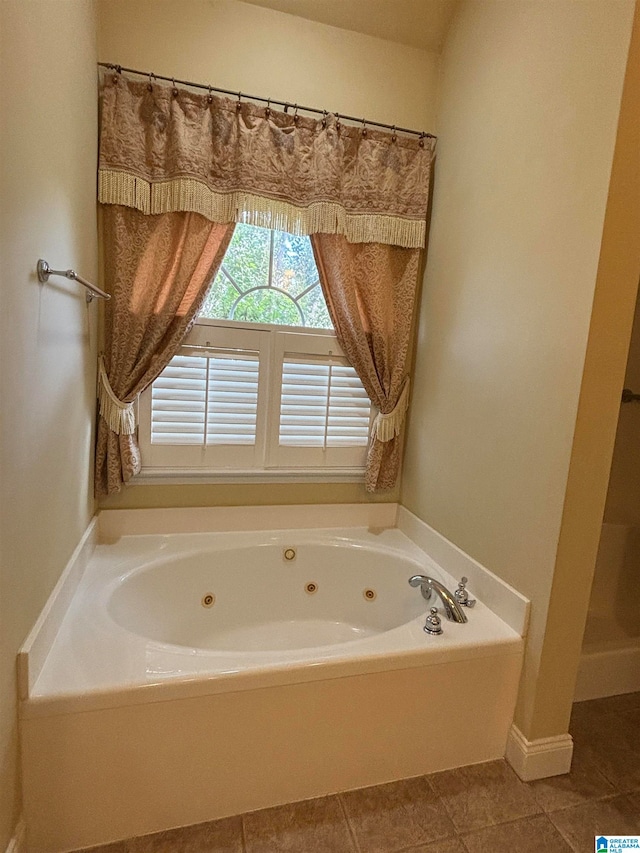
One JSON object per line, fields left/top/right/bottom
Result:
{"left": 97, "top": 0, "right": 439, "bottom": 131}
{"left": 532, "top": 3, "right": 640, "bottom": 732}
{"left": 0, "top": 1, "right": 98, "bottom": 847}
{"left": 402, "top": 0, "right": 637, "bottom": 740}
{"left": 96, "top": 0, "right": 439, "bottom": 510}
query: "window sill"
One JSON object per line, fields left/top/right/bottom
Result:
{"left": 133, "top": 467, "right": 366, "bottom": 486}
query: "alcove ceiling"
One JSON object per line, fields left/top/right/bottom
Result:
{"left": 239, "top": 0, "right": 458, "bottom": 52}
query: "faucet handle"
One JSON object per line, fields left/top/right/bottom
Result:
{"left": 454, "top": 577, "right": 476, "bottom": 608}
{"left": 424, "top": 607, "right": 443, "bottom": 635}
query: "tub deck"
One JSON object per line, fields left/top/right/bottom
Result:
{"left": 25, "top": 527, "right": 522, "bottom": 718}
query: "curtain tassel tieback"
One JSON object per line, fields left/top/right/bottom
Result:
{"left": 97, "top": 356, "right": 137, "bottom": 435}
{"left": 372, "top": 379, "right": 411, "bottom": 443}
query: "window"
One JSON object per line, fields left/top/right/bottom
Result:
{"left": 138, "top": 225, "right": 372, "bottom": 480}
{"left": 201, "top": 226, "right": 333, "bottom": 329}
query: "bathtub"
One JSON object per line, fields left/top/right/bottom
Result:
{"left": 19, "top": 505, "right": 527, "bottom": 853}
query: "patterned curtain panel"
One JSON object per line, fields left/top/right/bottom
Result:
{"left": 311, "top": 235, "right": 422, "bottom": 492}
{"left": 99, "top": 75, "right": 434, "bottom": 250}
{"left": 95, "top": 206, "right": 234, "bottom": 496}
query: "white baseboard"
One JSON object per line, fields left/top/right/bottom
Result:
{"left": 5, "top": 820, "right": 25, "bottom": 853}
{"left": 575, "top": 642, "right": 640, "bottom": 701}
{"left": 505, "top": 724, "right": 573, "bottom": 781}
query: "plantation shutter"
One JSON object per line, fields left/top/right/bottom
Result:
{"left": 151, "top": 354, "right": 207, "bottom": 445}
{"left": 151, "top": 352, "right": 259, "bottom": 446}
{"left": 138, "top": 323, "right": 372, "bottom": 474}
{"left": 279, "top": 359, "right": 371, "bottom": 448}
{"left": 206, "top": 354, "right": 259, "bottom": 445}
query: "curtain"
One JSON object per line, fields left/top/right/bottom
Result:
{"left": 98, "top": 75, "right": 434, "bottom": 249}
{"left": 311, "top": 235, "right": 421, "bottom": 492}
{"left": 95, "top": 206, "right": 234, "bottom": 496}
{"left": 96, "top": 74, "right": 433, "bottom": 495}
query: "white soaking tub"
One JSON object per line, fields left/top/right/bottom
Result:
{"left": 19, "top": 508, "right": 527, "bottom": 853}
{"left": 107, "top": 536, "right": 429, "bottom": 653}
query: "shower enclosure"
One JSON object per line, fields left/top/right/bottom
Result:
{"left": 577, "top": 287, "right": 640, "bottom": 699}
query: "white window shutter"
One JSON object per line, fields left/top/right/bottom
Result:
{"left": 279, "top": 361, "right": 330, "bottom": 446}
{"left": 326, "top": 364, "right": 372, "bottom": 447}
{"left": 151, "top": 353, "right": 260, "bottom": 447}
{"left": 206, "top": 355, "right": 259, "bottom": 445}
{"left": 151, "top": 355, "right": 207, "bottom": 445}
{"left": 138, "top": 321, "right": 372, "bottom": 476}
{"left": 279, "top": 359, "right": 370, "bottom": 448}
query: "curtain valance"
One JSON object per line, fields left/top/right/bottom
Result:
{"left": 98, "top": 76, "right": 434, "bottom": 249}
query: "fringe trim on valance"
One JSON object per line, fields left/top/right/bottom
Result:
{"left": 98, "top": 170, "right": 427, "bottom": 249}
{"left": 373, "top": 379, "right": 411, "bottom": 443}
{"left": 98, "top": 356, "right": 136, "bottom": 435}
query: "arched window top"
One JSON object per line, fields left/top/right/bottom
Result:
{"left": 199, "top": 224, "right": 332, "bottom": 329}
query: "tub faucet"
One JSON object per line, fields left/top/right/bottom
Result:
{"left": 408, "top": 575, "right": 468, "bottom": 624}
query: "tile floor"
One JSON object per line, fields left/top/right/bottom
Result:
{"left": 77, "top": 691, "right": 640, "bottom": 853}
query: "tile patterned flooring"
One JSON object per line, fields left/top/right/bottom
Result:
{"left": 78, "top": 692, "right": 640, "bottom": 853}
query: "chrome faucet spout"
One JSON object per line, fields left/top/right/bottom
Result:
{"left": 408, "top": 575, "right": 468, "bottom": 624}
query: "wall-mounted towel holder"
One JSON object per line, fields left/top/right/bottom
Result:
{"left": 37, "top": 259, "right": 110, "bottom": 303}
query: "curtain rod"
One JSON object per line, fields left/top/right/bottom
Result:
{"left": 98, "top": 63, "right": 436, "bottom": 142}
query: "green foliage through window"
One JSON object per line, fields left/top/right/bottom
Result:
{"left": 199, "top": 225, "right": 333, "bottom": 329}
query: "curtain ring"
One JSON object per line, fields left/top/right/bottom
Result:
{"left": 419, "top": 132, "right": 425, "bottom": 149}
{"left": 207, "top": 85, "right": 213, "bottom": 105}
{"left": 236, "top": 91, "right": 242, "bottom": 113}
{"left": 336, "top": 112, "right": 341, "bottom": 132}
{"left": 284, "top": 102, "right": 290, "bottom": 113}
{"left": 293, "top": 104, "right": 299, "bottom": 125}
{"left": 147, "top": 71, "right": 154, "bottom": 92}
{"left": 391, "top": 125, "right": 397, "bottom": 143}
{"left": 361, "top": 118, "right": 367, "bottom": 138}
{"left": 171, "top": 78, "right": 178, "bottom": 98}
{"left": 321, "top": 109, "right": 327, "bottom": 129}
{"left": 265, "top": 97, "right": 271, "bottom": 118}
